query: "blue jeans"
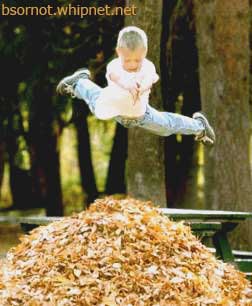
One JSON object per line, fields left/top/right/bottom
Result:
{"left": 75, "top": 79, "right": 204, "bottom": 137}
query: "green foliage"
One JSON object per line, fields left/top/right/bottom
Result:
{"left": 14, "top": 136, "right": 30, "bottom": 170}
{"left": 0, "top": 0, "right": 124, "bottom": 208}
{"left": 1, "top": 0, "right": 124, "bottom": 122}
{"left": 88, "top": 115, "right": 116, "bottom": 191}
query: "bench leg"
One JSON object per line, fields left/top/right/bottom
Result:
{"left": 213, "top": 231, "right": 235, "bottom": 262}
{"left": 20, "top": 223, "right": 38, "bottom": 233}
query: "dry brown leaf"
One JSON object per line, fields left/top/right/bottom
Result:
{"left": 0, "top": 197, "right": 251, "bottom": 305}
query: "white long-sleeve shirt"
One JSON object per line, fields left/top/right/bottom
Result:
{"left": 95, "top": 57, "right": 159, "bottom": 119}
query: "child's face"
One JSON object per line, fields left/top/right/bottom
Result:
{"left": 116, "top": 47, "right": 147, "bottom": 72}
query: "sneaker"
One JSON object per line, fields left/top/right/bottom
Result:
{"left": 56, "top": 68, "right": 90, "bottom": 97}
{"left": 193, "top": 112, "right": 216, "bottom": 146}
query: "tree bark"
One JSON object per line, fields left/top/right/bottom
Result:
{"left": 194, "top": 0, "right": 252, "bottom": 249}
{"left": 162, "top": 0, "right": 201, "bottom": 208}
{"left": 29, "top": 125, "right": 63, "bottom": 216}
{"left": 4, "top": 108, "right": 38, "bottom": 210}
{"left": 161, "top": 0, "right": 180, "bottom": 207}
{"left": 73, "top": 102, "right": 98, "bottom": 206}
{"left": 29, "top": 87, "right": 63, "bottom": 216}
{"left": 105, "top": 123, "right": 127, "bottom": 195}
{"left": 0, "top": 141, "right": 5, "bottom": 198}
{"left": 125, "top": 0, "right": 167, "bottom": 207}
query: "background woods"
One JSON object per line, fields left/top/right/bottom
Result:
{"left": 0, "top": 0, "right": 252, "bottom": 250}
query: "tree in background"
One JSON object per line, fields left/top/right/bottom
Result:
{"left": 0, "top": 0, "right": 124, "bottom": 214}
{"left": 105, "top": 124, "right": 128, "bottom": 195}
{"left": 194, "top": 0, "right": 252, "bottom": 249}
{"left": 73, "top": 101, "right": 98, "bottom": 204}
{"left": 162, "top": 0, "right": 201, "bottom": 208}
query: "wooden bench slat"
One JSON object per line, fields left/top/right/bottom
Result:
{"left": 244, "top": 272, "right": 252, "bottom": 280}
{"left": 235, "top": 259, "right": 252, "bottom": 273}
{"left": 18, "top": 216, "right": 62, "bottom": 225}
{"left": 232, "top": 250, "right": 252, "bottom": 259}
{"left": 0, "top": 216, "right": 20, "bottom": 224}
{"left": 186, "top": 222, "right": 222, "bottom": 230}
{"left": 161, "top": 208, "right": 252, "bottom": 221}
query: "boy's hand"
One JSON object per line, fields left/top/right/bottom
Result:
{"left": 129, "top": 87, "right": 140, "bottom": 105}
{"left": 109, "top": 75, "right": 141, "bottom": 104}
{"left": 138, "top": 79, "right": 153, "bottom": 94}
{"left": 124, "top": 81, "right": 140, "bottom": 105}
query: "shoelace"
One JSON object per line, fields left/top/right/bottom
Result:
{"left": 194, "top": 117, "right": 213, "bottom": 144}
{"left": 195, "top": 133, "right": 214, "bottom": 145}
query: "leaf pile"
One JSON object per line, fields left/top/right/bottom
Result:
{"left": 0, "top": 198, "right": 251, "bottom": 305}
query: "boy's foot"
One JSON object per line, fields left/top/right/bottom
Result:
{"left": 56, "top": 68, "right": 90, "bottom": 97}
{"left": 193, "top": 112, "right": 216, "bottom": 146}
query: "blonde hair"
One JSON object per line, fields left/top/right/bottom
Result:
{"left": 117, "top": 26, "right": 148, "bottom": 50}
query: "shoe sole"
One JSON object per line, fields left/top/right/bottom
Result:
{"left": 56, "top": 69, "right": 90, "bottom": 95}
{"left": 193, "top": 112, "right": 216, "bottom": 145}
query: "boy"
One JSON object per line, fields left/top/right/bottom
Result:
{"left": 56, "top": 26, "right": 215, "bottom": 145}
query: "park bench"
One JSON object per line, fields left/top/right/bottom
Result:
{"left": 0, "top": 209, "right": 252, "bottom": 279}
{"left": 162, "top": 208, "right": 252, "bottom": 279}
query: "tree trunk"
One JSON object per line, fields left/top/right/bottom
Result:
{"left": 178, "top": 6, "right": 202, "bottom": 208}
{"left": 161, "top": 0, "right": 180, "bottom": 207}
{"left": 194, "top": 0, "right": 252, "bottom": 249}
{"left": 125, "top": 0, "right": 167, "bottom": 207}
{"left": 4, "top": 108, "right": 38, "bottom": 210}
{"left": 73, "top": 102, "right": 98, "bottom": 206}
{"left": 105, "top": 123, "right": 127, "bottom": 195}
{"left": 162, "top": 0, "right": 201, "bottom": 208}
{"left": 29, "top": 125, "right": 63, "bottom": 216}
{"left": 0, "top": 141, "right": 5, "bottom": 198}
{"left": 29, "top": 87, "right": 63, "bottom": 216}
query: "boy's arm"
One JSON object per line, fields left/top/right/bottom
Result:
{"left": 108, "top": 71, "right": 140, "bottom": 104}
{"left": 109, "top": 72, "right": 139, "bottom": 103}
{"left": 107, "top": 72, "right": 138, "bottom": 91}
{"left": 138, "top": 61, "right": 159, "bottom": 93}
{"left": 138, "top": 76, "right": 155, "bottom": 92}
{"left": 106, "top": 60, "right": 126, "bottom": 88}
{"left": 108, "top": 72, "right": 128, "bottom": 89}
{"left": 106, "top": 60, "right": 138, "bottom": 90}
{"left": 106, "top": 60, "right": 139, "bottom": 104}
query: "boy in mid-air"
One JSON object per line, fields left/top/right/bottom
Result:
{"left": 56, "top": 26, "right": 215, "bottom": 145}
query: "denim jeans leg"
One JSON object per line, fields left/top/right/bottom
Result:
{"left": 115, "top": 116, "right": 141, "bottom": 128}
{"left": 137, "top": 105, "right": 204, "bottom": 136}
{"left": 74, "top": 79, "right": 102, "bottom": 115}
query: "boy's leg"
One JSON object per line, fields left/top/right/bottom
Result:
{"left": 56, "top": 68, "right": 102, "bottom": 115}
{"left": 74, "top": 79, "right": 102, "bottom": 114}
{"left": 138, "top": 105, "right": 203, "bottom": 135}
{"left": 136, "top": 105, "right": 215, "bottom": 144}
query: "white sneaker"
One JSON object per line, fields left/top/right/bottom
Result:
{"left": 193, "top": 112, "right": 216, "bottom": 146}
{"left": 56, "top": 68, "right": 90, "bottom": 97}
